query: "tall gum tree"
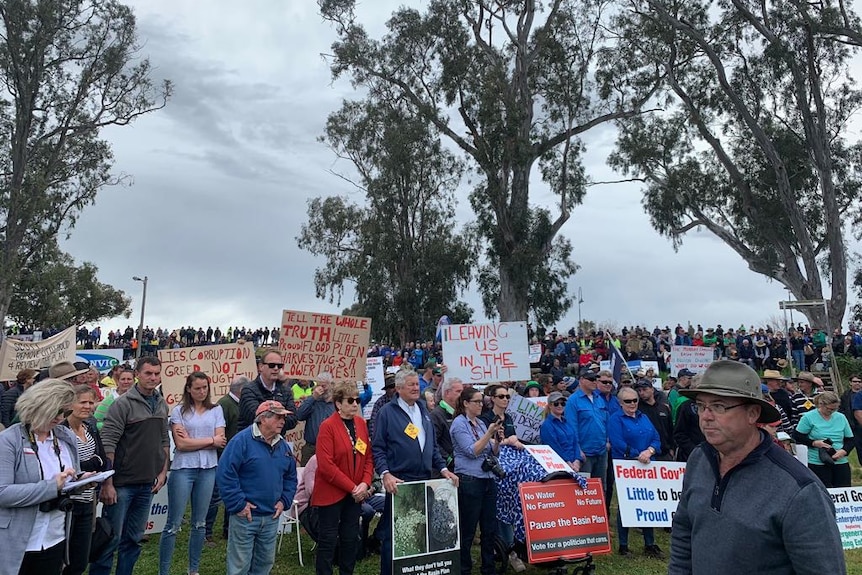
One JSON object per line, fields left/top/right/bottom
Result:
{"left": 609, "top": 0, "right": 862, "bottom": 329}
{"left": 0, "top": 0, "right": 170, "bottom": 330}
{"left": 297, "top": 98, "right": 476, "bottom": 344}
{"left": 319, "top": 0, "right": 660, "bottom": 323}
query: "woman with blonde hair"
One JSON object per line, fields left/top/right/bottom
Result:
{"left": 794, "top": 391, "right": 854, "bottom": 488}
{"left": 0, "top": 379, "right": 79, "bottom": 575}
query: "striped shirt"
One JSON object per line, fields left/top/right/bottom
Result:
{"left": 70, "top": 426, "right": 97, "bottom": 503}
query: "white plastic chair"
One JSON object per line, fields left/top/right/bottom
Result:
{"left": 278, "top": 499, "right": 303, "bottom": 566}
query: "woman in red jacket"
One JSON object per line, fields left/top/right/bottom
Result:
{"left": 312, "top": 381, "right": 374, "bottom": 575}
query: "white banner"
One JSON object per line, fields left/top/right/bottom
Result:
{"left": 76, "top": 349, "right": 124, "bottom": 373}
{"left": 362, "top": 356, "right": 385, "bottom": 419}
{"left": 669, "top": 345, "right": 714, "bottom": 376}
{"left": 612, "top": 460, "right": 686, "bottom": 527}
{"left": 828, "top": 487, "right": 862, "bottom": 549}
{"left": 528, "top": 344, "right": 542, "bottom": 363}
{"left": 441, "top": 322, "right": 530, "bottom": 384}
{"left": 0, "top": 326, "right": 77, "bottom": 380}
{"left": 524, "top": 445, "right": 570, "bottom": 474}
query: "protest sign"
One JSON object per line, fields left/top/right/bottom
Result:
{"left": 0, "top": 326, "right": 76, "bottom": 380}
{"left": 613, "top": 460, "right": 686, "bottom": 527}
{"left": 520, "top": 478, "right": 611, "bottom": 563}
{"left": 98, "top": 480, "right": 170, "bottom": 534}
{"left": 506, "top": 394, "right": 545, "bottom": 444}
{"left": 528, "top": 343, "right": 542, "bottom": 363}
{"left": 158, "top": 342, "right": 257, "bottom": 406}
{"left": 285, "top": 421, "right": 306, "bottom": 463}
{"left": 525, "top": 445, "right": 570, "bottom": 474}
{"left": 76, "top": 348, "right": 124, "bottom": 373}
{"left": 669, "top": 345, "right": 714, "bottom": 376}
{"left": 829, "top": 487, "right": 862, "bottom": 549}
{"left": 278, "top": 310, "right": 371, "bottom": 381}
{"left": 392, "top": 479, "right": 460, "bottom": 575}
{"left": 362, "top": 356, "right": 385, "bottom": 419}
{"left": 441, "top": 322, "right": 529, "bottom": 384}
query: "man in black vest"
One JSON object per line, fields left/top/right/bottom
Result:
{"left": 237, "top": 348, "right": 297, "bottom": 433}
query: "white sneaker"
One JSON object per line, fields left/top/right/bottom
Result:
{"left": 509, "top": 551, "right": 526, "bottom": 572}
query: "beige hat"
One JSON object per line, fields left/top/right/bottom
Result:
{"left": 762, "top": 369, "right": 788, "bottom": 381}
{"left": 680, "top": 360, "right": 780, "bottom": 423}
{"left": 48, "top": 361, "right": 89, "bottom": 381}
{"left": 795, "top": 371, "right": 817, "bottom": 384}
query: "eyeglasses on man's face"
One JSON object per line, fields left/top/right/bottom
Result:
{"left": 264, "top": 362, "right": 284, "bottom": 369}
{"left": 693, "top": 401, "right": 747, "bottom": 415}
{"left": 621, "top": 398, "right": 638, "bottom": 404}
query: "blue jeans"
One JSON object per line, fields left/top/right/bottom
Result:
{"left": 89, "top": 483, "right": 154, "bottom": 575}
{"left": 616, "top": 509, "right": 655, "bottom": 548}
{"left": 458, "top": 475, "right": 497, "bottom": 575}
{"left": 226, "top": 513, "right": 279, "bottom": 575}
{"left": 792, "top": 349, "right": 805, "bottom": 372}
{"left": 159, "top": 467, "right": 216, "bottom": 575}
{"left": 581, "top": 451, "right": 609, "bottom": 496}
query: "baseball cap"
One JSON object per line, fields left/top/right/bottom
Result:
{"left": 255, "top": 400, "right": 289, "bottom": 417}
{"left": 677, "top": 368, "right": 696, "bottom": 378}
{"left": 548, "top": 391, "right": 565, "bottom": 404}
{"left": 578, "top": 367, "right": 597, "bottom": 380}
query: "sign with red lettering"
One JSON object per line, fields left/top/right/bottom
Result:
{"left": 278, "top": 310, "right": 371, "bottom": 381}
{"left": 158, "top": 342, "right": 257, "bottom": 406}
{"left": 441, "top": 322, "right": 530, "bottom": 384}
{"left": 612, "top": 460, "right": 686, "bottom": 527}
{"left": 520, "top": 478, "right": 611, "bottom": 562}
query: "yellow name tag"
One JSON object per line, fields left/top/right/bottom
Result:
{"left": 355, "top": 437, "right": 367, "bottom": 455}
{"left": 404, "top": 422, "right": 420, "bottom": 440}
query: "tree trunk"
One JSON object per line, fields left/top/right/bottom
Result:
{"left": 497, "top": 261, "right": 529, "bottom": 322}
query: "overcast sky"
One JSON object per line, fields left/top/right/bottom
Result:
{"left": 60, "top": 0, "right": 860, "bottom": 338}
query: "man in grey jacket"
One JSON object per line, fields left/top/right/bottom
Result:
{"left": 668, "top": 360, "right": 845, "bottom": 575}
{"left": 90, "top": 356, "right": 170, "bottom": 575}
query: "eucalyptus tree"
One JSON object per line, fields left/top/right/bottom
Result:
{"left": 319, "top": 0, "right": 659, "bottom": 323}
{"left": 0, "top": 0, "right": 171, "bottom": 329}
{"left": 609, "top": 0, "right": 862, "bottom": 329}
{"left": 298, "top": 98, "right": 475, "bottom": 344}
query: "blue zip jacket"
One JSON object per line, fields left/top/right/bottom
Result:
{"left": 372, "top": 396, "right": 447, "bottom": 481}
{"left": 565, "top": 388, "right": 609, "bottom": 456}
{"left": 216, "top": 425, "right": 297, "bottom": 516}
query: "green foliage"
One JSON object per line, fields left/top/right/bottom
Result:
{"left": 299, "top": 98, "right": 475, "bottom": 344}
{"left": 608, "top": 0, "right": 862, "bottom": 329}
{"left": 7, "top": 240, "right": 130, "bottom": 328}
{"left": 319, "top": 0, "right": 657, "bottom": 322}
{"left": 0, "top": 0, "right": 171, "bottom": 328}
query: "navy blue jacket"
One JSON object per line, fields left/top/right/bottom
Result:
{"left": 372, "top": 395, "right": 446, "bottom": 481}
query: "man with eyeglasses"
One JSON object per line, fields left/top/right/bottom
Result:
{"left": 668, "top": 360, "right": 844, "bottom": 575}
{"left": 237, "top": 349, "right": 297, "bottom": 433}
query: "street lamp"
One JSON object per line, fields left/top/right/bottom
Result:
{"left": 132, "top": 276, "right": 148, "bottom": 360}
{"left": 577, "top": 287, "right": 584, "bottom": 331}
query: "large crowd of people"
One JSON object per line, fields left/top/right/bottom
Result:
{"left": 0, "top": 315, "right": 859, "bottom": 574}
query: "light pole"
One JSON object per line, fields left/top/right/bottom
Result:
{"left": 577, "top": 287, "right": 584, "bottom": 331}
{"left": 133, "top": 276, "right": 148, "bottom": 360}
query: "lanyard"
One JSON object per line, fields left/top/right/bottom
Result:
{"left": 27, "top": 426, "right": 64, "bottom": 480}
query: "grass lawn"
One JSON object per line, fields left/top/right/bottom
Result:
{"left": 129, "top": 503, "right": 862, "bottom": 575}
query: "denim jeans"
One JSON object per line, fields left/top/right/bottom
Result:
{"left": 581, "top": 450, "right": 609, "bottom": 496}
{"left": 458, "top": 475, "right": 497, "bottom": 575}
{"left": 159, "top": 467, "right": 216, "bottom": 575}
{"left": 616, "top": 509, "right": 655, "bottom": 548}
{"left": 792, "top": 349, "right": 805, "bottom": 372}
{"left": 226, "top": 513, "right": 279, "bottom": 575}
{"left": 89, "top": 483, "right": 154, "bottom": 575}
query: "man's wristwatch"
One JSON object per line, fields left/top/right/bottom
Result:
{"left": 647, "top": 447, "right": 656, "bottom": 455}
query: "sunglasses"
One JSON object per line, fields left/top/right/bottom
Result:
{"left": 265, "top": 362, "right": 284, "bottom": 369}
{"left": 552, "top": 400, "right": 567, "bottom": 407}
{"left": 343, "top": 397, "right": 359, "bottom": 404}
{"left": 621, "top": 398, "right": 638, "bottom": 404}
{"left": 495, "top": 394, "right": 510, "bottom": 400}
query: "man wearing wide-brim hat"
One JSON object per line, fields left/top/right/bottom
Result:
{"left": 761, "top": 368, "right": 796, "bottom": 425}
{"left": 668, "top": 360, "right": 845, "bottom": 574}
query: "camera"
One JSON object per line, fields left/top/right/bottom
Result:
{"left": 39, "top": 496, "right": 73, "bottom": 513}
{"left": 482, "top": 455, "right": 506, "bottom": 479}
